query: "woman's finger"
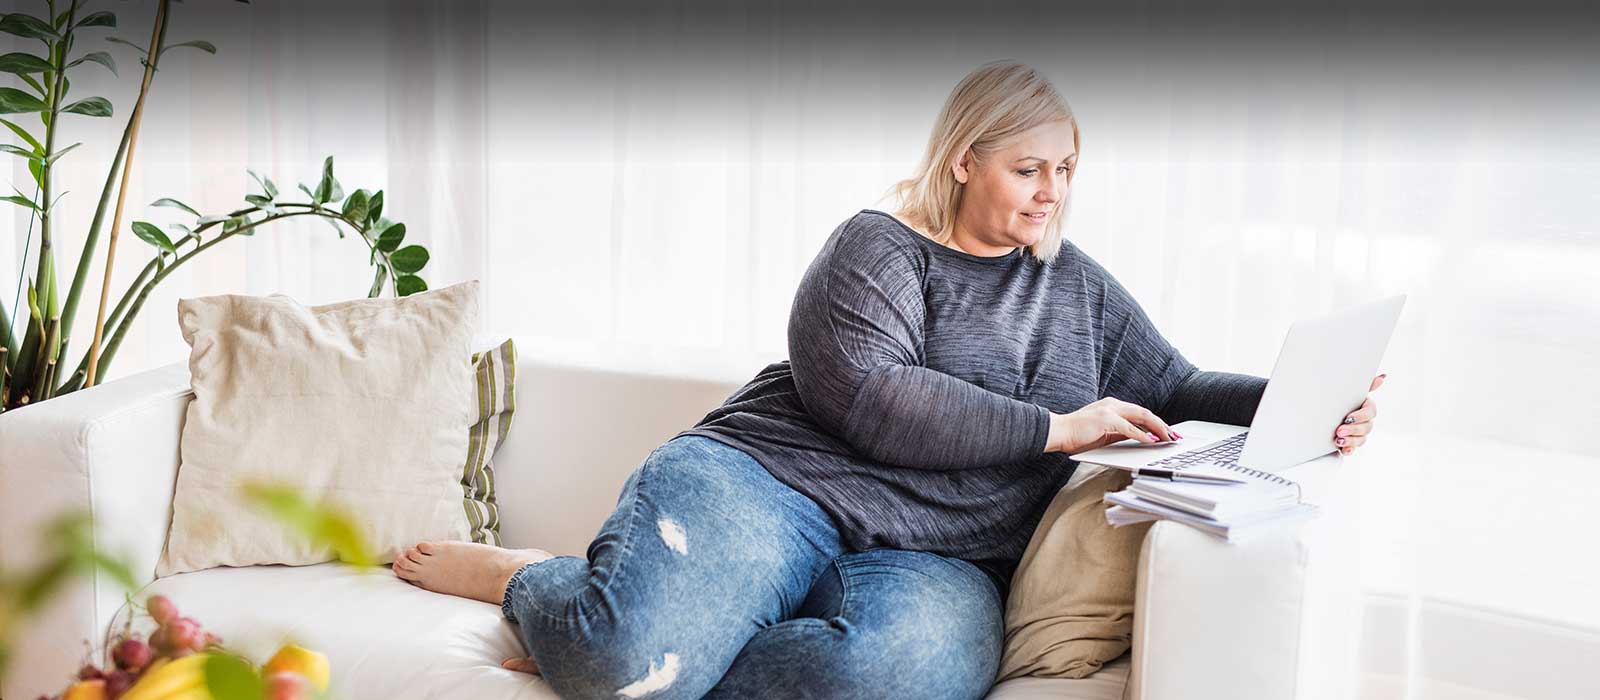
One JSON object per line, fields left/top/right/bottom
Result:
{"left": 1342, "top": 397, "right": 1378, "bottom": 425}
{"left": 1111, "top": 414, "right": 1161, "bottom": 443}
{"left": 1127, "top": 405, "right": 1177, "bottom": 441}
{"left": 502, "top": 657, "right": 541, "bottom": 675}
{"left": 1335, "top": 421, "right": 1371, "bottom": 439}
{"left": 1370, "top": 373, "right": 1386, "bottom": 392}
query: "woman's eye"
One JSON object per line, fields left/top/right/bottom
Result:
{"left": 1017, "top": 169, "right": 1037, "bottom": 176}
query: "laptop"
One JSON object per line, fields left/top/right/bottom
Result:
{"left": 1073, "top": 295, "right": 1406, "bottom": 474}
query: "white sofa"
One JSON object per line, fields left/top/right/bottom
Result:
{"left": 0, "top": 351, "right": 1356, "bottom": 700}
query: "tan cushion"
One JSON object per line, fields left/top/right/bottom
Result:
{"left": 997, "top": 465, "right": 1152, "bottom": 681}
{"left": 157, "top": 281, "right": 479, "bottom": 577}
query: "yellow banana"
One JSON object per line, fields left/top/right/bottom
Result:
{"left": 120, "top": 653, "right": 211, "bottom": 700}
{"left": 154, "top": 685, "right": 216, "bottom": 700}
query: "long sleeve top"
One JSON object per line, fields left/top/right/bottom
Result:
{"left": 679, "top": 210, "right": 1266, "bottom": 591}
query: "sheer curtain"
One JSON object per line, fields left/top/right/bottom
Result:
{"left": 4, "top": 1, "right": 1595, "bottom": 697}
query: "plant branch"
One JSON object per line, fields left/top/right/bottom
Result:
{"left": 84, "top": 0, "right": 168, "bottom": 388}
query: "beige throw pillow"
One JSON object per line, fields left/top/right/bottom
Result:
{"left": 157, "top": 281, "right": 480, "bottom": 577}
{"left": 997, "top": 465, "right": 1152, "bottom": 681}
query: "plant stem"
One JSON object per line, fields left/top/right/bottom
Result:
{"left": 84, "top": 0, "right": 168, "bottom": 388}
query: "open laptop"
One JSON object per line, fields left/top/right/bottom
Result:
{"left": 1073, "top": 295, "right": 1406, "bottom": 474}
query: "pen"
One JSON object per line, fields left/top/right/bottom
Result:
{"left": 1131, "top": 467, "right": 1249, "bottom": 485}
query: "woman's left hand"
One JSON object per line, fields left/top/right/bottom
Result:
{"left": 1333, "top": 374, "right": 1385, "bottom": 455}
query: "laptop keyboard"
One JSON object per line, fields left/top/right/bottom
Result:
{"left": 1149, "top": 431, "right": 1248, "bottom": 470}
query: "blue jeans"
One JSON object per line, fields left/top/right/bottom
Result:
{"left": 501, "top": 435, "right": 1003, "bottom": 699}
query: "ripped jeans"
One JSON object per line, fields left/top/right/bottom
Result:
{"left": 500, "top": 435, "right": 1004, "bottom": 700}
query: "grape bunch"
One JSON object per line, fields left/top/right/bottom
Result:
{"left": 39, "top": 594, "right": 326, "bottom": 700}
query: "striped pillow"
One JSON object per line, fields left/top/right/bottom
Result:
{"left": 464, "top": 339, "right": 516, "bottom": 545}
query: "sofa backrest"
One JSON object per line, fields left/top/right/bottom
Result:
{"left": 493, "top": 356, "right": 742, "bottom": 555}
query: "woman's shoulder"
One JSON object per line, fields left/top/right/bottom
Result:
{"left": 818, "top": 209, "right": 930, "bottom": 270}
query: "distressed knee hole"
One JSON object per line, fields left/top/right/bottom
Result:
{"left": 656, "top": 518, "right": 688, "bottom": 555}
{"left": 616, "top": 652, "right": 680, "bottom": 698}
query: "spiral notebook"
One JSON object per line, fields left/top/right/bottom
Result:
{"left": 1126, "top": 462, "right": 1304, "bottom": 521}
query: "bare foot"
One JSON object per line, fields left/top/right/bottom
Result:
{"left": 392, "top": 541, "right": 553, "bottom": 605}
{"left": 502, "top": 656, "right": 541, "bottom": 675}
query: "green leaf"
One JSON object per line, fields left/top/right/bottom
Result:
{"left": 74, "top": 11, "right": 116, "bottom": 29}
{"left": 342, "top": 189, "right": 369, "bottom": 224}
{"left": 241, "top": 483, "right": 375, "bottom": 566}
{"left": 395, "top": 274, "right": 427, "bottom": 296}
{"left": 0, "top": 14, "right": 61, "bottom": 42}
{"left": 131, "top": 221, "right": 175, "bottom": 255}
{"left": 62, "top": 97, "right": 112, "bottom": 117}
{"left": 390, "top": 245, "right": 428, "bottom": 274}
{"left": 246, "top": 168, "right": 277, "bottom": 199}
{"left": 27, "top": 157, "right": 42, "bottom": 189}
{"left": 203, "top": 653, "right": 264, "bottom": 700}
{"left": 0, "top": 117, "right": 41, "bottom": 152}
{"left": 375, "top": 222, "right": 405, "bottom": 252}
{"left": 161, "top": 40, "right": 217, "bottom": 56}
{"left": 244, "top": 193, "right": 279, "bottom": 216}
{"left": 0, "top": 194, "right": 39, "bottom": 210}
{"left": 298, "top": 183, "right": 317, "bottom": 203}
{"left": 366, "top": 190, "right": 384, "bottom": 224}
{"left": 105, "top": 36, "right": 144, "bottom": 53}
{"left": 0, "top": 87, "right": 48, "bottom": 114}
{"left": 314, "top": 156, "right": 335, "bottom": 204}
{"left": 17, "top": 72, "right": 43, "bottom": 97}
{"left": 45, "top": 142, "right": 80, "bottom": 165}
{"left": 0, "top": 52, "right": 53, "bottom": 74}
{"left": 367, "top": 264, "right": 387, "bottom": 298}
{"left": 150, "top": 197, "right": 200, "bottom": 217}
{"left": 0, "top": 143, "right": 40, "bottom": 160}
{"left": 67, "top": 51, "right": 116, "bottom": 76}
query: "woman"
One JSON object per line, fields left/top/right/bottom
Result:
{"left": 394, "top": 60, "right": 1384, "bottom": 699}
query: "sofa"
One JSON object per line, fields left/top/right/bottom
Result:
{"left": 0, "top": 348, "right": 1359, "bottom": 700}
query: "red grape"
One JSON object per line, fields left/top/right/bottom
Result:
{"left": 75, "top": 665, "right": 103, "bottom": 681}
{"left": 104, "top": 669, "right": 134, "bottom": 698}
{"left": 145, "top": 595, "right": 178, "bottom": 625}
{"left": 112, "top": 638, "right": 151, "bottom": 672}
{"left": 167, "top": 618, "right": 203, "bottom": 651}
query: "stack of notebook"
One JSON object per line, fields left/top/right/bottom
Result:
{"left": 1099, "top": 462, "right": 1320, "bottom": 543}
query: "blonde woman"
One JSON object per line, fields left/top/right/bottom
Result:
{"left": 396, "top": 60, "right": 1383, "bottom": 699}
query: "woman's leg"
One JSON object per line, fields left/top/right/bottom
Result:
{"left": 703, "top": 548, "right": 1005, "bottom": 700}
{"left": 500, "top": 435, "right": 847, "bottom": 700}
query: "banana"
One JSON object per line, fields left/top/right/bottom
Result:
{"left": 120, "top": 653, "right": 211, "bottom": 700}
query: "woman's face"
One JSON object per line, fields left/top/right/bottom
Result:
{"left": 951, "top": 120, "right": 1077, "bottom": 256}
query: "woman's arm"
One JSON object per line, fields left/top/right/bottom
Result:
{"left": 1156, "top": 370, "right": 1270, "bottom": 427}
{"left": 788, "top": 218, "right": 1049, "bottom": 471}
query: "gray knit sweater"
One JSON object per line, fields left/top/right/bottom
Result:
{"left": 680, "top": 210, "right": 1267, "bottom": 590}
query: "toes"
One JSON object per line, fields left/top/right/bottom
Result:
{"left": 502, "top": 657, "right": 541, "bottom": 675}
{"left": 405, "top": 550, "right": 426, "bottom": 566}
{"left": 417, "top": 541, "right": 436, "bottom": 555}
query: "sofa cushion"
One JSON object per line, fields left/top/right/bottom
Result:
{"left": 998, "top": 465, "right": 1150, "bottom": 681}
{"left": 158, "top": 282, "right": 479, "bottom": 576}
{"left": 119, "top": 563, "right": 1128, "bottom": 700}
{"left": 121, "top": 563, "right": 558, "bottom": 698}
{"left": 465, "top": 338, "right": 518, "bottom": 545}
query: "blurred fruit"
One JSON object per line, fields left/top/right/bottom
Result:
{"left": 103, "top": 669, "right": 134, "bottom": 698}
{"left": 62, "top": 679, "right": 106, "bottom": 700}
{"left": 167, "top": 618, "right": 202, "bottom": 652}
{"left": 118, "top": 653, "right": 208, "bottom": 700}
{"left": 262, "top": 645, "right": 329, "bottom": 693}
{"left": 202, "top": 632, "right": 223, "bottom": 650}
{"left": 264, "top": 671, "right": 311, "bottom": 700}
{"left": 113, "top": 638, "right": 152, "bottom": 672}
{"left": 148, "top": 627, "right": 174, "bottom": 656}
{"left": 146, "top": 596, "right": 178, "bottom": 626}
{"left": 76, "top": 664, "right": 105, "bottom": 681}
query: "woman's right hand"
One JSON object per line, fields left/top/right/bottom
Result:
{"left": 1045, "top": 398, "right": 1180, "bottom": 455}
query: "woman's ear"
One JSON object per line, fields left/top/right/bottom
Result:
{"left": 950, "top": 149, "right": 973, "bottom": 185}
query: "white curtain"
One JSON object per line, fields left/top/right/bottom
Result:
{"left": 4, "top": 1, "right": 1596, "bottom": 697}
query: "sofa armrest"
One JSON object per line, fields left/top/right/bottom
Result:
{"left": 1126, "top": 453, "right": 1349, "bottom": 700}
{"left": 0, "top": 362, "right": 191, "bottom": 699}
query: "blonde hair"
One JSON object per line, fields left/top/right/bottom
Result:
{"left": 890, "top": 60, "right": 1079, "bottom": 264}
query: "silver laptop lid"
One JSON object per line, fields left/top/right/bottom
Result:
{"left": 1239, "top": 295, "right": 1406, "bottom": 472}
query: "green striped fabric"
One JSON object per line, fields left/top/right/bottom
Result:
{"left": 464, "top": 339, "right": 516, "bottom": 545}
